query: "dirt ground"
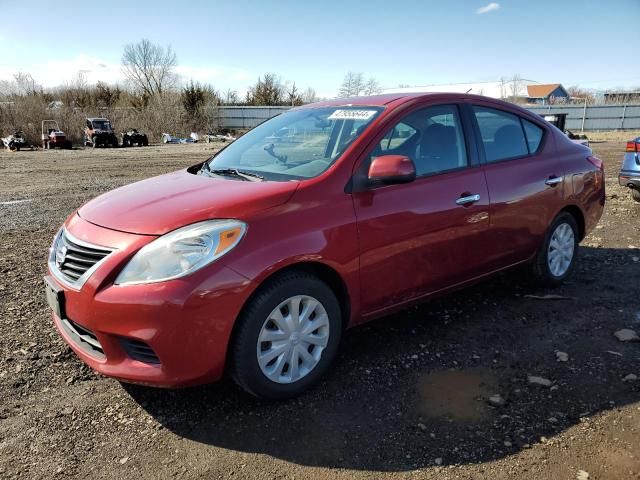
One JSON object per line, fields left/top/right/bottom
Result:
{"left": 0, "top": 140, "right": 639, "bottom": 480}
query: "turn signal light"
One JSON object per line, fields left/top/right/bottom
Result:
{"left": 626, "top": 141, "right": 639, "bottom": 152}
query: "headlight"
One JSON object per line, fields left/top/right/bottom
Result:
{"left": 115, "top": 220, "right": 246, "bottom": 285}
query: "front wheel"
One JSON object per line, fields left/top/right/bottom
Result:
{"left": 230, "top": 272, "right": 342, "bottom": 399}
{"left": 530, "top": 212, "right": 579, "bottom": 287}
{"left": 632, "top": 189, "right": 640, "bottom": 203}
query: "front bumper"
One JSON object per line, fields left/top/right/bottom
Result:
{"left": 47, "top": 215, "right": 255, "bottom": 387}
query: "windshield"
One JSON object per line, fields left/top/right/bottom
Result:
{"left": 206, "top": 106, "right": 382, "bottom": 181}
{"left": 92, "top": 120, "right": 111, "bottom": 130}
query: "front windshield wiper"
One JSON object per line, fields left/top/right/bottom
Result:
{"left": 204, "top": 166, "right": 264, "bottom": 182}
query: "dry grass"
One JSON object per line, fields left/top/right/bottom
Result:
{"left": 584, "top": 130, "right": 640, "bottom": 142}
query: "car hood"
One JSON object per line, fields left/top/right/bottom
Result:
{"left": 78, "top": 169, "right": 298, "bottom": 235}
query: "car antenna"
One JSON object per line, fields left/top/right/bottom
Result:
{"left": 466, "top": 88, "right": 472, "bottom": 93}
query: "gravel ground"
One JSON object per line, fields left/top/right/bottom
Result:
{"left": 0, "top": 141, "right": 639, "bottom": 480}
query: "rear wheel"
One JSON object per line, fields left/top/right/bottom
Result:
{"left": 632, "top": 189, "right": 640, "bottom": 203}
{"left": 530, "top": 212, "right": 579, "bottom": 287}
{"left": 230, "top": 272, "right": 342, "bottom": 399}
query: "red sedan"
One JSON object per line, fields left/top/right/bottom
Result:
{"left": 44, "top": 93, "right": 604, "bottom": 399}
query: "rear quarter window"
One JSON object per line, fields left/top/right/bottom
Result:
{"left": 522, "top": 119, "right": 544, "bottom": 153}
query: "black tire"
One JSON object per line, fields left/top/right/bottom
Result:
{"left": 530, "top": 212, "right": 579, "bottom": 287}
{"left": 230, "top": 272, "right": 342, "bottom": 400}
{"left": 142, "top": 137, "right": 149, "bottom": 146}
{"left": 632, "top": 189, "right": 640, "bottom": 203}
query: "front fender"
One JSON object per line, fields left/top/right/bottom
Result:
{"left": 221, "top": 197, "right": 361, "bottom": 324}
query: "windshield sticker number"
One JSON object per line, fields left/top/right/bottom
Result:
{"left": 328, "top": 110, "right": 376, "bottom": 121}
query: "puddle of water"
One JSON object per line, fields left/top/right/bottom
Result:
{"left": 415, "top": 369, "right": 498, "bottom": 422}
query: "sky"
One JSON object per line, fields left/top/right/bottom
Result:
{"left": 0, "top": 0, "right": 638, "bottom": 98}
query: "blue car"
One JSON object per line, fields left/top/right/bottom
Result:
{"left": 620, "top": 138, "right": 640, "bottom": 203}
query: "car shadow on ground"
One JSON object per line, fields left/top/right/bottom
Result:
{"left": 125, "top": 246, "right": 640, "bottom": 471}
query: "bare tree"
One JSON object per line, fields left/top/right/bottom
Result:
{"left": 363, "top": 77, "right": 382, "bottom": 96}
{"left": 302, "top": 87, "right": 318, "bottom": 104}
{"left": 508, "top": 74, "right": 523, "bottom": 103}
{"left": 566, "top": 85, "right": 595, "bottom": 104}
{"left": 222, "top": 89, "right": 239, "bottom": 105}
{"left": 121, "top": 39, "right": 177, "bottom": 97}
{"left": 61, "top": 71, "right": 93, "bottom": 109}
{"left": 338, "top": 72, "right": 364, "bottom": 97}
{"left": 13, "top": 72, "right": 41, "bottom": 96}
{"left": 498, "top": 77, "right": 508, "bottom": 100}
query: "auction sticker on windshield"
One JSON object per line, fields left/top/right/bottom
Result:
{"left": 328, "top": 110, "right": 377, "bottom": 120}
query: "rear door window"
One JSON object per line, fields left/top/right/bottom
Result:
{"left": 473, "top": 106, "right": 529, "bottom": 162}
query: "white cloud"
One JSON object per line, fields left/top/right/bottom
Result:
{"left": 0, "top": 54, "right": 121, "bottom": 88}
{"left": 476, "top": 2, "right": 500, "bottom": 14}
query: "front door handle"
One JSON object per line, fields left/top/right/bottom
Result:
{"left": 545, "top": 175, "right": 564, "bottom": 186}
{"left": 456, "top": 194, "right": 481, "bottom": 206}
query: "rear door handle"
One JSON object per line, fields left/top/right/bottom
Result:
{"left": 456, "top": 194, "right": 481, "bottom": 206}
{"left": 545, "top": 176, "right": 564, "bottom": 186}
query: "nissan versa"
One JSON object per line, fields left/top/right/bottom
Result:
{"left": 45, "top": 93, "right": 605, "bottom": 399}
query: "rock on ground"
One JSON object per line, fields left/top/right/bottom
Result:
{"left": 613, "top": 329, "right": 639, "bottom": 342}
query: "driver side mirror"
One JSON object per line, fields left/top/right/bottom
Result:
{"left": 368, "top": 155, "right": 416, "bottom": 185}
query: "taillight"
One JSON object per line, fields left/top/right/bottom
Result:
{"left": 626, "top": 141, "right": 639, "bottom": 152}
{"left": 587, "top": 155, "right": 603, "bottom": 170}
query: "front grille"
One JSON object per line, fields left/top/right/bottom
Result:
{"left": 50, "top": 229, "right": 113, "bottom": 288}
{"left": 61, "top": 318, "right": 105, "bottom": 359}
{"left": 120, "top": 338, "right": 160, "bottom": 364}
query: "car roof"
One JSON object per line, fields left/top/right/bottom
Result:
{"left": 87, "top": 117, "right": 109, "bottom": 121}
{"left": 297, "top": 93, "right": 546, "bottom": 125}
{"left": 301, "top": 93, "right": 429, "bottom": 108}
{"left": 298, "top": 92, "right": 507, "bottom": 109}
